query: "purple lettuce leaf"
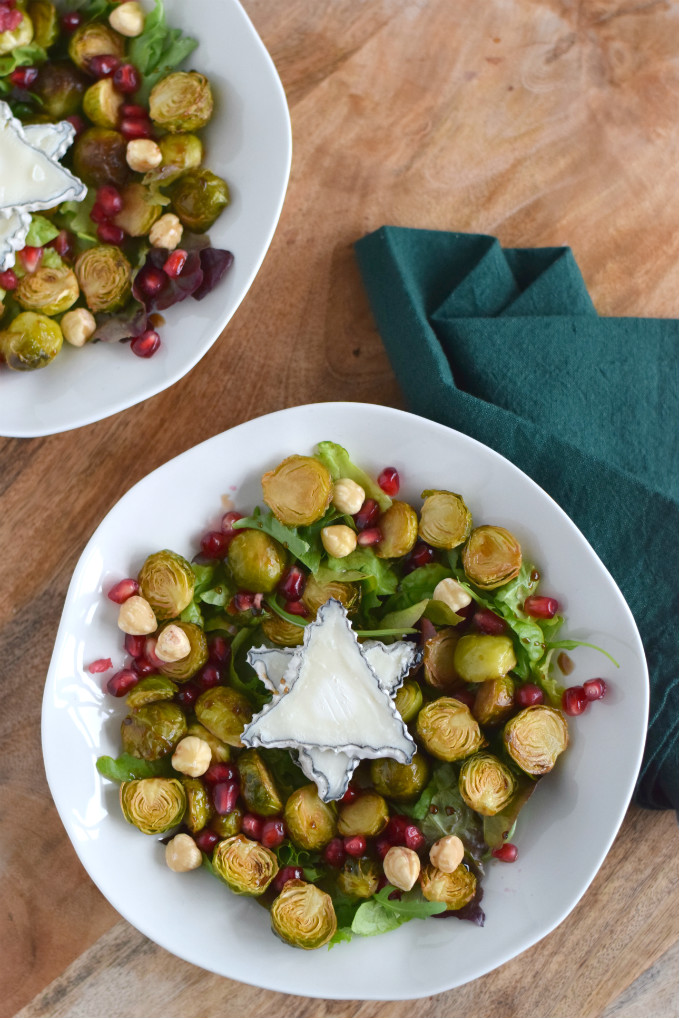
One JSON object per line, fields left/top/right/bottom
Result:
{"left": 94, "top": 299, "right": 147, "bottom": 343}
{"left": 193, "top": 247, "right": 234, "bottom": 301}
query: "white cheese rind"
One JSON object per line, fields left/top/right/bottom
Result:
{"left": 23, "top": 120, "right": 76, "bottom": 161}
{"left": 0, "top": 207, "right": 31, "bottom": 271}
{"left": 297, "top": 747, "right": 359, "bottom": 802}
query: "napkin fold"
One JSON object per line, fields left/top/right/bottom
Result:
{"left": 355, "top": 227, "right": 678, "bottom": 811}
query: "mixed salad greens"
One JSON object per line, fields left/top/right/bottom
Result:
{"left": 94, "top": 442, "right": 611, "bottom": 950}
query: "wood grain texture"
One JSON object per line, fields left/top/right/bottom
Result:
{"left": 1, "top": 0, "right": 677, "bottom": 1016}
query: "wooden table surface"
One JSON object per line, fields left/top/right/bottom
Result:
{"left": 2, "top": 0, "right": 678, "bottom": 1016}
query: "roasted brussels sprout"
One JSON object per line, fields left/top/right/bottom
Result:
{"left": 170, "top": 168, "right": 229, "bottom": 233}
{"left": 261, "top": 614, "right": 305, "bottom": 647}
{"left": 0, "top": 312, "right": 62, "bottom": 371}
{"left": 284, "top": 784, "right": 337, "bottom": 850}
{"left": 68, "top": 21, "right": 125, "bottom": 72}
{"left": 34, "top": 60, "right": 88, "bottom": 118}
{"left": 72, "top": 127, "right": 129, "bottom": 190}
{"left": 420, "top": 862, "right": 476, "bottom": 910}
{"left": 370, "top": 751, "right": 430, "bottom": 802}
{"left": 27, "top": 1, "right": 58, "bottom": 49}
{"left": 504, "top": 705, "right": 569, "bottom": 776}
{"left": 462, "top": 525, "right": 522, "bottom": 590}
{"left": 212, "top": 808, "right": 243, "bottom": 838}
{"left": 416, "top": 697, "right": 486, "bottom": 762}
{"left": 212, "top": 834, "right": 278, "bottom": 895}
{"left": 261, "top": 455, "right": 333, "bottom": 527}
{"left": 194, "top": 686, "right": 253, "bottom": 747}
{"left": 0, "top": 9, "right": 33, "bottom": 55}
{"left": 120, "top": 777, "right": 186, "bottom": 835}
{"left": 149, "top": 71, "right": 213, "bottom": 132}
{"left": 238, "top": 749, "right": 284, "bottom": 817}
{"left": 375, "top": 500, "right": 418, "bottom": 558}
{"left": 453, "top": 634, "right": 517, "bottom": 684}
{"left": 137, "top": 549, "right": 195, "bottom": 621}
{"left": 82, "top": 77, "right": 123, "bottom": 128}
{"left": 15, "top": 265, "right": 79, "bottom": 316}
{"left": 186, "top": 722, "right": 231, "bottom": 764}
{"left": 458, "top": 752, "right": 518, "bottom": 815}
{"left": 337, "top": 857, "right": 380, "bottom": 899}
{"left": 112, "top": 182, "right": 163, "bottom": 237}
{"left": 144, "top": 132, "right": 203, "bottom": 185}
{"left": 270, "top": 879, "right": 337, "bottom": 950}
{"left": 227, "top": 530, "right": 287, "bottom": 593}
{"left": 423, "top": 628, "right": 461, "bottom": 691}
{"left": 120, "top": 702, "right": 187, "bottom": 760}
{"left": 182, "top": 777, "right": 212, "bottom": 833}
{"left": 157, "top": 622, "right": 208, "bottom": 681}
{"left": 394, "top": 677, "right": 423, "bottom": 723}
{"left": 472, "top": 675, "right": 515, "bottom": 727}
{"left": 302, "top": 575, "right": 359, "bottom": 616}
{"left": 74, "top": 245, "right": 131, "bottom": 314}
{"left": 418, "top": 490, "right": 472, "bottom": 549}
{"left": 125, "top": 674, "right": 178, "bottom": 708}
{"left": 337, "top": 791, "right": 389, "bottom": 837}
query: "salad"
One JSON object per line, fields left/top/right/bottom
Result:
{"left": 93, "top": 442, "right": 610, "bottom": 950}
{"left": 0, "top": 0, "right": 232, "bottom": 369}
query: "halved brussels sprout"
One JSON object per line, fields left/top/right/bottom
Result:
{"left": 75, "top": 245, "right": 131, "bottom": 314}
{"left": 170, "top": 168, "right": 229, "bottom": 233}
{"left": 144, "top": 132, "right": 203, "bottom": 185}
{"left": 420, "top": 862, "right": 476, "bottom": 910}
{"left": 194, "top": 686, "right": 253, "bottom": 747}
{"left": 120, "top": 777, "right": 186, "bottom": 835}
{"left": 82, "top": 77, "right": 123, "bottom": 128}
{"left": 337, "top": 857, "right": 380, "bottom": 899}
{"left": 213, "top": 834, "right": 278, "bottom": 895}
{"left": 27, "top": 1, "right": 57, "bottom": 49}
{"left": 504, "top": 705, "right": 569, "bottom": 776}
{"left": 375, "top": 500, "right": 418, "bottom": 559}
{"left": 0, "top": 312, "right": 62, "bottom": 371}
{"left": 35, "top": 60, "right": 88, "bottom": 118}
{"left": 15, "top": 265, "right": 79, "bottom": 316}
{"left": 212, "top": 808, "right": 243, "bottom": 839}
{"left": 149, "top": 71, "right": 213, "bottom": 132}
{"left": 270, "top": 879, "right": 337, "bottom": 950}
{"left": 120, "top": 702, "right": 187, "bottom": 760}
{"left": 458, "top": 752, "right": 517, "bottom": 816}
{"left": 72, "top": 127, "right": 129, "bottom": 189}
{"left": 0, "top": 9, "right": 33, "bottom": 55}
{"left": 125, "top": 674, "right": 178, "bottom": 708}
{"left": 182, "top": 777, "right": 212, "bottom": 833}
{"left": 462, "top": 526, "right": 522, "bottom": 590}
{"left": 137, "top": 549, "right": 195, "bottom": 621}
{"left": 394, "top": 678, "right": 423, "bottom": 723}
{"left": 423, "top": 628, "right": 460, "bottom": 691}
{"left": 472, "top": 675, "right": 515, "bottom": 727}
{"left": 261, "top": 455, "right": 333, "bottom": 527}
{"left": 157, "top": 622, "right": 208, "bottom": 681}
{"left": 337, "top": 792, "right": 389, "bottom": 837}
{"left": 453, "top": 634, "right": 517, "bottom": 684}
{"left": 418, "top": 490, "right": 472, "bottom": 549}
{"left": 302, "top": 575, "right": 359, "bottom": 616}
{"left": 112, "top": 182, "right": 163, "bottom": 238}
{"left": 227, "top": 530, "right": 287, "bottom": 593}
{"left": 370, "top": 751, "right": 430, "bottom": 802}
{"left": 416, "top": 697, "right": 486, "bottom": 762}
{"left": 68, "top": 21, "right": 125, "bottom": 72}
{"left": 238, "top": 748, "right": 284, "bottom": 817}
{"left": 284, "top": 784, "right": 337, "bottom": 850}
{"left": 186, "top": 722, "right": 231, "bottom": 764}
{"left": 261, "top": 614, "right": 305, "bottom": 647}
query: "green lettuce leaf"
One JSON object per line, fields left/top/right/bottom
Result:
{"left": 0, "top": 43, "right": 47, "bottom": 78}
{"left": 26, "top": 215, "right": 59, "bottom": 247}
{"left": 315, "top": 441, "right": 392, "bottom": 511}
{"left": 233, "top": 508, "right": 323, "bottom": 573}
{"left": 96, "top": 752, "right": 175, "bottom": 782}
{"left": 56, "top": 192, "right": 97, "bottom": 244}
{"left": 350, "top": 886, "right": 447, "bottom": 937}
{"left": 409, "top": 761, "right": 486, "bottom": 864}
{"left": 324, "top": 547, "right": 399, "bottom": 598}
{"left": 128, "top": 0, "right": 198, "bottom": 103}
{"left": 228, "top": 625, "right": 271, "bottom": 709}
{"left": 179, "top": 600, "right": 204, "bottom": 627}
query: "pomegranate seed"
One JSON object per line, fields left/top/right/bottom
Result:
{"left": 242, "top": 814, "right": 263, "bottom": 840}
{"left": 97, "top": 222, "right": 125, "bottom": 245}
{"left": 273, "top": 865, "right": 303, "bottom": 892}
{"left": 377, "top": 467, "right": 400, "bottom": 496}
{"left": 0, "top": 268, "right": 17, "bottom": 289}
{"left": 65, "top": 114, "right": 86, "bottom": 136}
{"left": 96, "top": 185, "right": 123, "bottom": 217}
{"left": 204, "top": 763, "right": 237, "bottom": 784}
{"left": 516, "top": 683, "right": 544, "bottom": 707}
{"left": 404, "top": 824, "right": 425, "bottom": 852}
{"left": 120, "top": 116, "right": 153, "bottom": 140}
{"left": 197, "top": 664, "right": 221, "bottom": 690}
{"left": 163, "top": 249, "right": 187, "bottom": 277}
{"left": 194, "top": 829, "right": 220, "bottom": 854}
{"left": 132, "top": 655, "right": 156, "bottom": 678}
{"left": 208, "top": 635, "right": 230, "bottom": 664}
{"left": 353, "top": 498, "right": 380, "bottom": 530}
{"left": 89, "top": 202, "right": 111, "bottom": 225}
{"left": 473, "top": 608, "right": 507, "bottom": 634}
{"left": 0, "top": 8, "right": 22, "bottom": 31}
{"left": 323, "top": 837, "right": 346, "bottom": 868}
{"left": 121, "top": 103, "right": 147, "bottom": 118}
{"left": 88, "top": 658, "right": 113, "bottom": 674}
{"left": 357, "top": 527, "right": 382, "bottom": 547}
{"left": 48, "top": 229, "right": 75, "bottom": 259}
{"left": 112, "top": 62, "right": 140, "bottom": 94}
{"left": 340, "top": 786, "right": 357, "bottom": 805}
{"left": 135, "top": 264, "right": 166, "bottom": 297}
{"left": 284, "top": 600, "right": 307, "bottom": 616}
{"left": 584, "top": 678, "right": 607, "bottom": 701}
{"left": 278, "top": 565, "right": 306, "bottom": 601}
{"left": 376, "top": 837, "right": 392, "bottom": 860}
{"left": 492, "top": 843, "right": 518, "bottom": 862}
{"left": 124, "top": 633, "right": 146, "bottom": 658}
{"left": 200, "top": 530, "right": 231, "bottom": 559}
{"left": 212, "top": 781, "right": 239, "bottom": 815}
{"left": 221, "top": 510, "right": 244, "bottom": 534}
{"left": 18, "top": 246, "right": 42, "bottom": 273}
{"left": 144, "top": 636, "right": 164, "bottom": 668}
{"left": 106, "top": 668, "right": 138, "bottom": 697}
{"left": 524, "top": 596, "right": 559, "bottom": 619}
{"left": 107, "top": 577, "right": 139, "bottom": 603}
{"left": 131, "top": 329, "right": 161, "bottom": 358}
{"left": 343, "top": 835, "right": 366, "bottom": 857}
{"left": 60, "top": 10, "right": 83, "bottom": 32}
{"left": 562, "top": 685, "right": 589, "bottom": 716}
{"left": 89, "top": 54, "right": 120, "bottom": 78}
{"left": 384, "top": 815, "right": 409, "bottom": 844}
{"left": 261, "top": 819, "right": 286, "bottom": 849}
{"left": 176, "top": 682, "right": 200, "bottom": 710}
{"left": 9, "top": 65, "right": 38, "bottom": 88}
{"left": 454, "top": 688, "right": 475, "bottom": 709}
{"left": 233, "top": 591, "right": 255, "bottom": 612}
{"left": 403, "top": 541, "right": 436, "bottom": 572}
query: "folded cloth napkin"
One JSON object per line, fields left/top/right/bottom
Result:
{"left": 355, "top": 226, "right": 678, "bottom": 811}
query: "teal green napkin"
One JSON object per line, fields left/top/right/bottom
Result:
{"left": 355, "top": 226, "right": 678, "bottom": 811}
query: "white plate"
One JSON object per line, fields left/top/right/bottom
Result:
{"left": 0, "top": 0, "right": 291, "bottom": 438}
{"left": 42, "top": 402, "right": 648, "bottom": 999}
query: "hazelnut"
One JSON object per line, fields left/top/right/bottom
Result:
{"left": 432, "top": 577, "right": 472, "bottom": 614}
{"left": 149, "top": 213, "right": 183, "bottom": 250}
{"left": 61, "top": 307, "right": 96, "bottom": 347}
{"left": 109, "top": 1, "right": 145, "bottom": 37}
{"left": 332, "top": 478, "right": 365, "bottom": 515}
{"left": 117, "top": 595, "right": 157, "bottom": 635}
{"left": 171, "top": 736, "right": 212, "bottom": 777}
{"left": 382, "top": 846, "right": 421, "bottom": 891}
{"left": 165, "top": 833, "right": 202, "bottom": 872}
{"left": 155, "top": 624, "right": 191, "bottom": 663}
{"left": 429, "top": 834, "right": 465, "bottom": 874}
{"left": 321, "top": 524, "right": 357, "bottom": 559}
{"left": 126, "top": 138, "right": 162, "bottom": 173}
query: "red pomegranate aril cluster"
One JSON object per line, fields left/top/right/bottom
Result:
{"left": 60, "top": 10, "right": 83, "bottom": 32}
{"left": 208, "top": 634, "right": 230, "bottom": 664}
{"left": 404, "top": 824, "right": 426, "bottom": 852}
{"left": 357, "top": 527, "right": 381, "bottom": 547}
{"left": 96, "top": 185, "right": 123, "bottom": 217}
{"left": 323, "top": 837, "right": 346, "bottom": 868}
{"left": 584, "top": 677, "right": 607, "bottom": 701}
{"left": 131, "top": 329, "right": 161, "bottom": 358}
{"left": 132, "top": 655, "right": 156, "bottom": 678}
{"left": 112, "top": 63, "right": 140, "bottom": 94}
{"left": 523, "top": 595, "right": 559, "bottom": 619}
{"left": 198, "top": 664, "right": 221, "bottom": 689}
{"left": 107, "top": 577, "right": 139, "bottom": 603}
{"left": 135, "top": 264, "right": 166, "bottom": 297}
{"left": 163, "top": 249, "right": 187, "bottom": 278}
{"left": 343, "top": 835, "right": 366, "bottom": 857}
{"left": 241, "top": 813, "right": 263, "bottom": 840}
{"left": 122, "top": 103, "right": 147, "bottom": 119}
{"left": 562, "top": 685, "right": 588, "bottom": 716}
{"left": 284, "top": 600, "right": 307, "bottom": 616}
{"left": 273, "top": 865, "right": 303, "bottom": 892}
{"left": 384, "top": 814, "right": 409, "bottom": 844}
{"left": 377, "top": 466, "right": 400, "bottom": 497}
{"left": 261, "top": 818, "right": 286, "bottom": 849}
{"left": 18, "top": 246, "right": 42, "bottom": 273}
{"left": 204, "top": 763, "right": 237, "bottom": 784}
{"left": 404, "top": 541, "right": 436, "bottom": 571}
{"left": 492, "top": 842, "right": 518, "bottom": 862}
{"left": 106, "top": 668, "right": 138, "bottom": 697}
{"left": 278, "top": 564, "right": 306, "bottom": 601}
{"left": 88, "top": 658, "right": 113, "bottom": 674}
{"left": 339, "top": 786, "right": 357, "bottom": 805}
{"left": 353, "top": 498, "right": 380, "bottom": 531}
{"left": 212, "top": 780, "right": 239, "bottom": 815}
{"left": 200, "top": 530, "right": 231, "bottom": 559}
{"left": 175, "top": 681, "right": 200, "bottom": 709}
{"left": 97, "top": 222, "right": 125, "bottom": 245}
{"left": 0, "top": 268, "right": 17, "bottom": 290}
{"left": 120, "top": 116, "right": 153, "bottom": 140}
{"left": 9, "top": 65, "right": 38, "bottom": 88}
{"left": 516, "top": 683, "right": 544, "bottom": 707}
{"left": 89, "top": 53, "right": 120, "bottom": 78}
{"left": 233, "top": 591, "right": 256, "bottom": 613}
{"left": 0, "top": 4, "right": 22, "bottom": 31}
{"left": 124, "top": 633, "right": 145, "bottom": 658}
{"left": 473, "top": 608, "right": 506, "bottom": 635}
{"left": 194, "top": 828, "right": 220, "bottom": 854}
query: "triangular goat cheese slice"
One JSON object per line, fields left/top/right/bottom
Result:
{"left": 24, "top": 120, "right": 77, "bottom": 161}
{"left": 0, "top": 102, "right": 86, "bottom": 213}
{"left": 0, "top": 207, "right": 31, "bottom": 271}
